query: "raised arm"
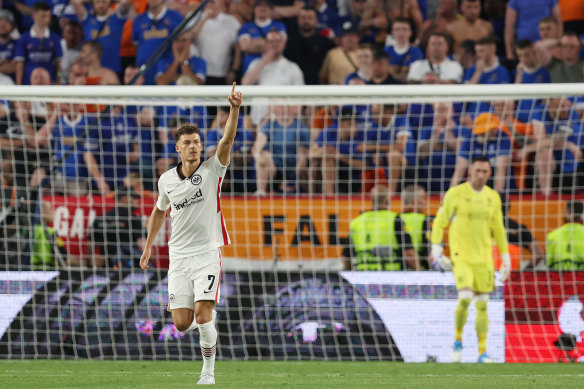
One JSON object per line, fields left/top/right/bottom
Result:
{"left": 504, "top": 6, "right": 517, "bottom": 60}
{"left": 216, "top": 83, "right": 243, "bottom": 165}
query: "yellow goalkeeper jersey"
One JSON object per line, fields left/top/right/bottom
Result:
{"left": 431, "top": 182, "right": 508, "bottom": 265}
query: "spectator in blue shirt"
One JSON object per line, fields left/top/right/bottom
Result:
{"left": 14, "top": 2, "right": 63, "bottom": 85}
{"left": 0, "top": 10, "right": 17, "bottom": 79}
{"left": 252, "top": 105, "right": 310, "bottom": 195}
{"left": 384, "top": 17, "right": 423, "bottom": 83}
{"left": 132, "top": 0, "right": 183, "bottom": 84}
{"left": 419, "top": 102, "right": 471, "bottom": 193}
{"left": 530, "top": 98, "right": 581, "bottom": 196}
{"left": 72, "top": 0, "right": 133, "bottom": 75}
{"left": 238, "top": 0, "right": 287, "bottom": 74}
{"left": 156, "top": 31, "right": 207, "bottom": 85}
{"left": 207, "top": 106, "right": 255, "bottom": 193}
{"left": 35, "top": 102, "right": 90, "bottom": 195}
{"left": 505, "top": 0, "right": 561, "bottom": 60}
{"left": 310, "top": 107, "right": 366, "bottom": 195}
{"left": 84, "top": 109, "right": 139, "bottom": 194}
{"left": 312, "top": 0, "right": 341, "bottom": 34}
{"left": 463, "top": 36, "right": 510, "bottom": 119}
{"left": 451, "top": 115, "right": 513, "bottom": 193}
{"left": 514, "top": 39, "right": 551, "bottom": 122}
{"left": 360, "top": 103, "right": 416, "bottom": 193}
{"left": 464, "top": 37, "right": 510, "bottom": 85}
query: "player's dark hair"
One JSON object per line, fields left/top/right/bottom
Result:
{"left": 562, "top": 30, "right": 581, "bottom": 41}
{"left": 300, "top": 5, "right": 317, "bottom": 13}
{"left": 428, "top": 32, "right": 452, "bottom": 49}
{"left": 84, "top": 41, "right": 104, "bottom": 57}
{"left": 539, "top": 16, "right": 558, "bottom": 25}
{"left": 373, "top": 50, "right": 389, "bottom": 61}
{"left": 471, "top": 155, "right": 491, "bottom": 165}
{"left": 65, "top": 20, "right": 83, "bottom": 31}
{"left": 174, "top": 125, "right": 202, "bottom": 143}
{"left": 391, "top": 17, "right": 411, "bottom": 28}
{"left": 460, "top": 39, "right": 476, "bottom": 55}
{"left": 566, "top": 200, "right": 584, "bottom": 219}
{"left": 476, "top": 36, "right": 496, "bottom": 46}
{"left": 514, "top": 39, "right": 533, "bottom": 51}
{"left": 33, "top": 2, "right": 51, "bottom": 12}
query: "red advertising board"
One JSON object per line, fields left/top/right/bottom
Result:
{"left": 505, "top": 272, "right": 584, "bottom": 362}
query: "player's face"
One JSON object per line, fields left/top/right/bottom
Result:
{"left": 173, "top": 34, "right": 190, "bottom": 53}
{"left": 80, "top": 44, "right": 96, "bottom": 66}
{"left": 460, "top": 1, "right": 480, "bottom": 22}
{"left": 356, "top": 48, "right": 372, "bottom": 68}
{"left": 0, "top": 19, "right": 14, "bottom": 36}
{"left": 469, "top": 161, "right": 491, "bottom": 188}
{"left": 475, "top": 44, "right": 494, "bottom": 63}
{"left": 298, "top": 10, "right": 317, "bottom": 32}
{"left": 217, "top": 110, "right": 229, "bottom": 127}
{"left": 427, "top": 36, "right": 448, "bottom": 60}
{"left": 391, "top": 22, "right": 411, "bottom": 43}
{"left": 339, "top": 119, "right": 356, "bottom": 139}
{"left": 176, "top": 133, "right": 203, "bottom": 163}
{"left": 92, "top": 0, "right": 111, "bottom": 15}
{"left": 560, "top": 36, "right": 581, "bottom": 62}
{"left": 516, "top": 47, "right": 536, "bottom": 68}
{"left": 33, "top": 10, "right": 51, "bottom": 29}
{"left": 30, "top": 68, "right": 51, "bottom": 85}
{"left": 371, "top": 58, "right": 388, "bottom": 77}
{"left": 538, "top": 22, "right": 558, "bottom": 40}
{"left": 254, "top": 3, "right": 271, "bottom": 20}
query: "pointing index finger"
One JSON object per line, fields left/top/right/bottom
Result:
{"left": 231, "top": 82, "right": 236, "bottom": 96}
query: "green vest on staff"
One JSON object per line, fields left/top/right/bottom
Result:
{"left": 546, "top": 223, "right": 584, "bottom": 270}
{"left": 400, "top": 212, "right": 426, "bottom": 254}
{"left": 32, "top": 224, "right": 55, "bottom": 269}
{"left": 349, "top": 210, "right": 401, "bottom": 271}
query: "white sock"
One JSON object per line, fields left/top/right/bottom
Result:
{"left": 183, "top": 318, "right": 198, "bottom": 333}
{"left": 198, "top": 320, "right": 217, "bottom": 376}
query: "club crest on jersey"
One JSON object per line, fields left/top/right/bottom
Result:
{"left": 191, "top": 174, "right": 202, "bottom": 186}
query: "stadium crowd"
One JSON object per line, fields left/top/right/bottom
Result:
{"left": 1, "top": 0, "right": 584, "bottom": 270}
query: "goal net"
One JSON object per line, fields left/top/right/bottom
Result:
{"left": 0, "top": 84, "right": 583, "bottom": 363}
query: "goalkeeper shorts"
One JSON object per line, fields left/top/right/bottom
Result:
{"left": 452, "top": 260, "right": 494, "bottom": 294}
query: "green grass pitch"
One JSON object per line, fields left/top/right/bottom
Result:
{"left": 1, "top": 360, "right": 583, "bottom": 388}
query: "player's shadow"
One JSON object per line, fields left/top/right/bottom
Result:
{"left": 554, "top": 333, "right": 578, "bottom": 363}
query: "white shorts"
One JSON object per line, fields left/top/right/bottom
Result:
{"left": 168, "top": 248, "right": 222, "bottom": 310}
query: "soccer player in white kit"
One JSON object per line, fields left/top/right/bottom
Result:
{"left": 139, "top": 83, "right": 242, "bottom": 385}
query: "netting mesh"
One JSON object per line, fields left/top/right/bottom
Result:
{"left": 0, "top": 85, "right": 583, "bottom": 362}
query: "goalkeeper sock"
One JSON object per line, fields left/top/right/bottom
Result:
{"left": 198, "top": 320, "right": 217, "bottom": 376}
{"left": 455, "top": 297, "right": 472, "bottom": 341}
{"left": 475, "top": 300, "right": 489, "bottom": 355}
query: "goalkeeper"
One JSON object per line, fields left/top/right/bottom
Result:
{"left": 431, "top": 155, "right": 510, "bottom": 363}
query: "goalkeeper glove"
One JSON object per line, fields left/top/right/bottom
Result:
{"left": 499, "top": 252, "right": 511, "bottom": 281}
{"left": 431, "top": 244, "right": 452, "bottom": 272}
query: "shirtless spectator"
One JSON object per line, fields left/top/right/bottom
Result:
{"left": 379, "top": 0, "right": 423, "bottom": 39}
{"left": 80, "top": 41, "right": 120, "bottom": 85}
{"left": 419, "top": 0, "right": 457, "bottom": 47}
{"left": 446, "top": 0, "right": 494, "bottom": 52}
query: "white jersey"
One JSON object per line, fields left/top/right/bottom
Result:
{"left": 156, "top": 154, "right": 231, "bottom": 259}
